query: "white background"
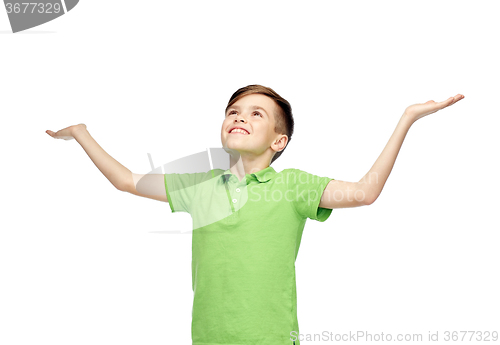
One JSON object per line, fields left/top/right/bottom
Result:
{"left": 1, "top": 1, "right": 499, "bottom": 344}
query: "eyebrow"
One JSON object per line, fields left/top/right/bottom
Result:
{"left": 226, "top": 105, "right": 268, "bottom": 115}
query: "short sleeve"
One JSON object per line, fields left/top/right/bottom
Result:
{"left": 164, "top": 170, "right": 221, "bottom": 214}
{"left": 285, "top": 168, "right": 335, "bottom": 222}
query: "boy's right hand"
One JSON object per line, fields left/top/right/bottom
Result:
{"left": 46, "top": 123, "right": 87, "bottom": 140}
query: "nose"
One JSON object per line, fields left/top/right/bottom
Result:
{"left": 234, "top": 113, "right": 247, "bottom": 123}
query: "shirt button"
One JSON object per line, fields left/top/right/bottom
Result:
{"left": 235, "top": 188, "right": 240, "bottom": 192}
{"left": 232, "top": 199, "right": 237, "bottom": 203}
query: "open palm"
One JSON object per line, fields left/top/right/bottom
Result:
{"left": 405, "top": 94, "right": 464, "bottom": 123}
{"left": 46, "top": 123, "right": 86, "bottom": 140}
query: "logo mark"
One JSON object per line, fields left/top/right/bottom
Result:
{"left": 3, "top": 0, "right": 79, "bottom": 33}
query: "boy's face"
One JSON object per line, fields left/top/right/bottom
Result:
{"left": 221, "top": 94, "right": 287, "bottom": 162}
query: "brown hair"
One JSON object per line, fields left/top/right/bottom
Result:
{"left": 225, "top": 85, "right": 294, "bottom": 165}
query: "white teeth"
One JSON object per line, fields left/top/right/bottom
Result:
{"left": 230, "top": 128, "right": 249, "bottom": 134}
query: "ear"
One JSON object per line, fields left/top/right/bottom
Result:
{"left": 272, "top": 135, "right": 288, "bottom": 153}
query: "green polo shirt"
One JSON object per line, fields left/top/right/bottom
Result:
{"left": 164, "top": 166, "right": 334, "bottom": 345}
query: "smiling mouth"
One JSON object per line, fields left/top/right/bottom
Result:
{"left": 229, "top": 129, "right": 250, "bottom": 135}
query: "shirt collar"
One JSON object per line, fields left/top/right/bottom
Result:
{"left": 222, "top": 166, "right": 277, "bottom": 183}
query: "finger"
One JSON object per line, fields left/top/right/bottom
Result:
{"left": 448, "top": 94, "right": 465, "bottom": 106}
{"left": 454, "top": 94, "right": 465, "bottom": 103}
{"left": 440, "top": 96, "right": 458, "bottom": 108}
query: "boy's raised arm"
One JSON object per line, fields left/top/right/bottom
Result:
{"left": 46, "top": 124, "right": 168, "bottom": 203}
{"left": 129, "top": 173, "right": 169, "bottom": 202}
{"left": 319, "top": 94, "right": 464, "bottom": 209}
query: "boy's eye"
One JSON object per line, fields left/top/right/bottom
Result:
{"left": 227, "top": 110, "right": 262, "bottom": 117}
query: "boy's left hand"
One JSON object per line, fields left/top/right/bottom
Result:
{"left": 404, "top": 94, "right": 464, "bottom": 123}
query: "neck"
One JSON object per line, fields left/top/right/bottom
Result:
{"left": 228, "top": 152, "right": 271, "bottom": 182}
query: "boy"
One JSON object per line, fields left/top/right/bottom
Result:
{"left": 46, "top": 85, "right": 464, "bottom": 345}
